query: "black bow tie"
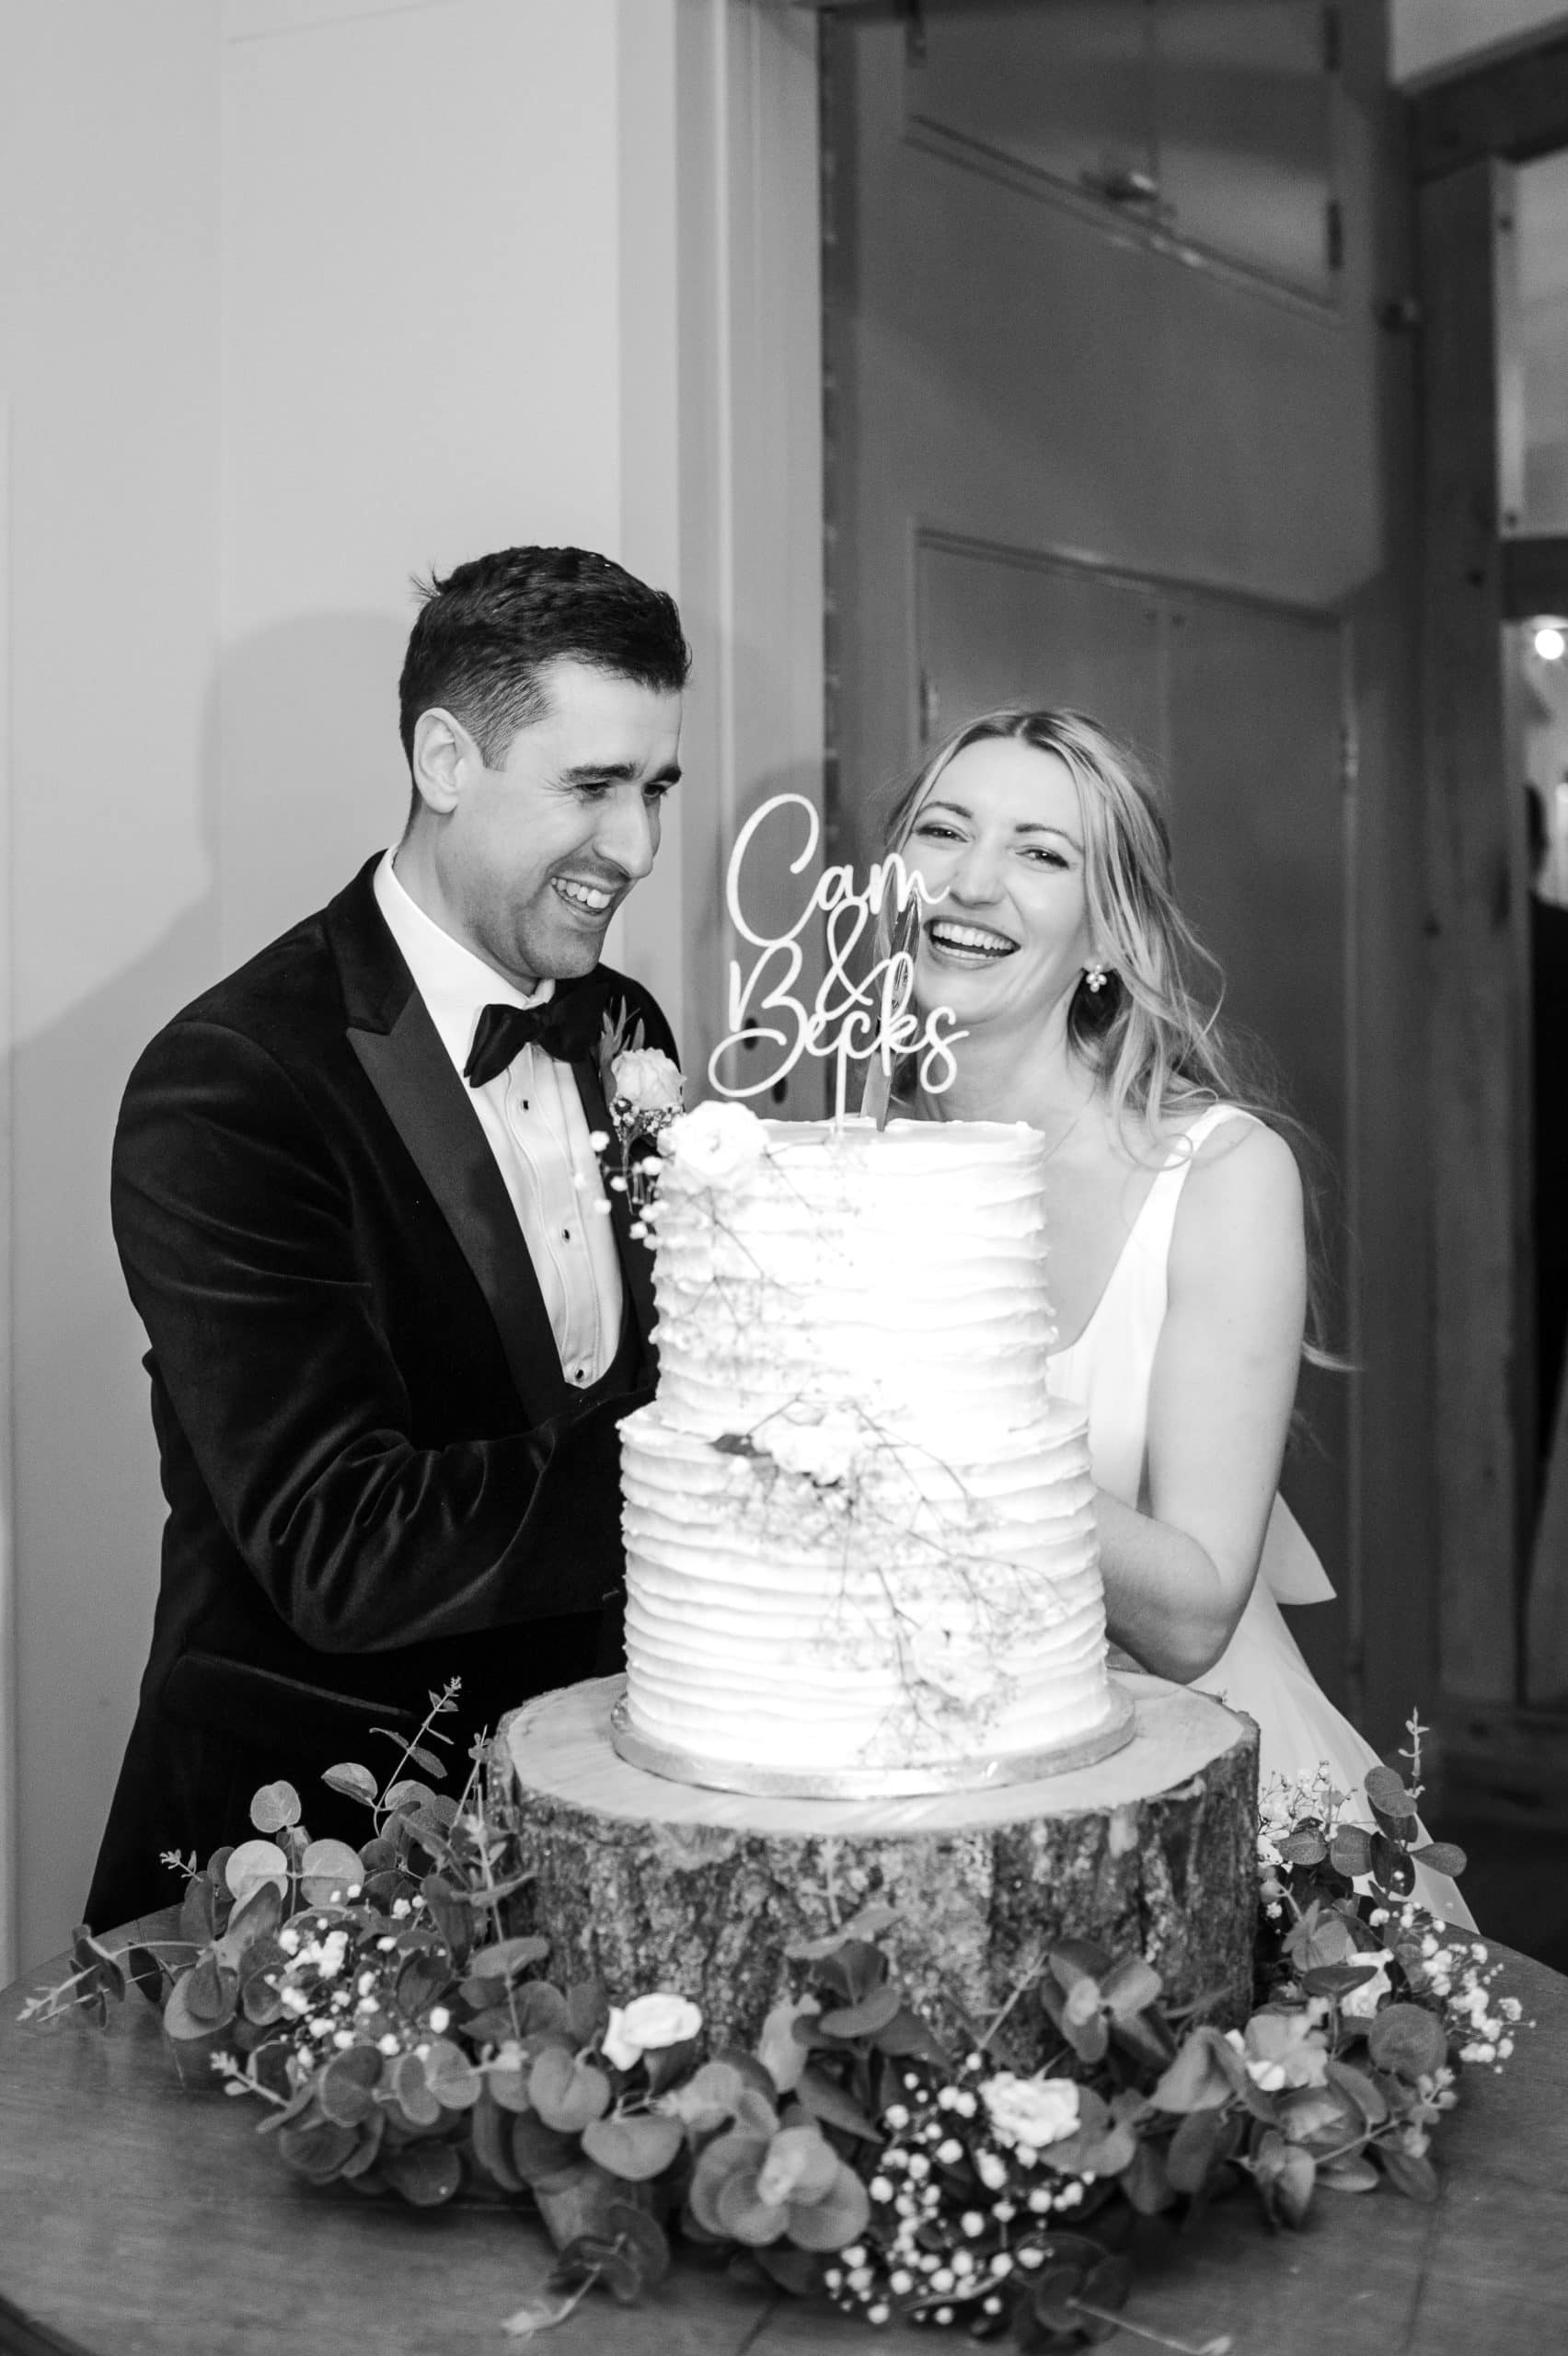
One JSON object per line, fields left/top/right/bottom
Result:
{"left": 464, "top": 976, "right": 611, "bottom": 1089}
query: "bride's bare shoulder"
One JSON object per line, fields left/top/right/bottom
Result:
{"left": 1173, "top": 1109, "right": 1304, "bottom": 1268}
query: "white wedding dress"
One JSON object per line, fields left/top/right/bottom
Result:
{"left": 1048, "top": 1103, "right": 1475, "bottom": 1930}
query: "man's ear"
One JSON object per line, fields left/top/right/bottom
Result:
{"left": 409, "top": 708, "right": 477, "bottom": 817}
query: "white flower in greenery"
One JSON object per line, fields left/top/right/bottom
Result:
{"left": 613, "top": 1045, "right": 683, "bottom": 1117}
{"left": 1228, "top": 2008, "right": 1330, "bottom": 2093}
{"left": 664, "top": 1100, "right": 767, "bottom": 1184}
{"left": 601, "top": 1991, "right": 704, "bottom": 2073}
{"left": 978, "top": 2073, "right": 1081, "bottom": 2151}
{"left": 765, "top": 1409, "right": 862, "bottom": 1486}
{"left": 1339, "top": 1958, "right": 1393, "bottom": 2021}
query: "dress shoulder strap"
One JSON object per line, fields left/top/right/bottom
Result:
{"left": 1129, "top": 1103, "right": 1259, "bottom": 1287}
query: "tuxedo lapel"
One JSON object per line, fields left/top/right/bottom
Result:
{"left": 325, "top": 864, "right": 572, "bottom": 1428}
{"left": 573, "top": 1057, "right": 659, "bottom": 1369}
{"left": 349, "top": 996, "right": 574, "bottom": 1427}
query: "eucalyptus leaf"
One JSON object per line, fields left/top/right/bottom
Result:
{"left": 581, "top": 2110, "right": 685, "bottom": 2182}
{"left": 1329, "top": 1825, "right": 1374, "bottom": 1877}
{"left": 511, "top": 2114, "right": 592, "bottom": 2191}
{"left": 391, "top": 2050, "right": 443, "bottom": 2129}
{"left": 1379, "top": 2143, "right": 1440, "bottom": 2203}
{"left": 1320, "top": 2154, "right": 1380, "bottom": 2192}
{"left": 126, "top": 1946, "right": 167, "bottom": 2007}
{"left": 1410, "top": 1841, "right": 1468, "bottom": 1877}
{"left": 277, "top": 2116, "right": 360, "bottom": 2183}
{"left": 815, "top": 1981, "right": 902, "bottom": 2038}
{"left": 470, "top": 2088, "right": 527, "bottom": 2192}
{"left": 381, "top": 2141, "right": 463, "bottom": 2206}
{"left": 225, "top": 1839, "right": 289, "bottom": 1909}
{"left": 382, "top": 1779, "right": 437, "bottom": 1816}
{"left": 248, "top": 1781, "right": 302, "bottom": 1834}
{"left": 321, "top": 1762, "right": 378, "bottom": 1808}
{"left": 181, "top": 1951, "right": 237, "bottom": 2027}
{"left": 1366, "top": 2004, "right": 1447, "bottom": 2083}
{"left": 299, "top": 1838, "right": 364, "bottom": 1908}
{"left": 794, "top": 2066, "right": 880, "bottom": 2141}
{"left": 1149, "top": 2027, "right": 1238, "bottom": 2114}
{"left": 318, "top": 2044, "right": 384, "bottom": 2129}
{"left": 424, "top": 2038, "right": 482, "bottom": 2110}
{"left": 468, "top": 1934, "right": 550, "bottom": 1984}
{"left": 565, "top": 1976, "right": 611, "bottom": 2047}
{"left": 530, "top": 2046, "right": 612, "bottom": 2132}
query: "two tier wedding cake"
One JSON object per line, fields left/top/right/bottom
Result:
{"left": 614, "top": 1103, "right": 1127, "bottom": 1794}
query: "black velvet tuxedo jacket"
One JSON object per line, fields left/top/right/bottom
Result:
{"left": 86, "top": 856, "right": 675, "bottom": 1932}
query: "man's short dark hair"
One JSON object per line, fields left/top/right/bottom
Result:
{"left": 398, "top": 545, "right": 691, "bottom": 773}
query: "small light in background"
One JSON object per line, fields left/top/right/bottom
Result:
{"left": 1535, "top": 622, "right": 1567, "bottom": 662}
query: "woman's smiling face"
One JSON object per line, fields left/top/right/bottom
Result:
{"left": 904, "top": 736, "right": 1096, "bottom": 1032}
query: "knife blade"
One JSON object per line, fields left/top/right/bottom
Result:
{"left": 859, "top": 891, "right": 922, "bottom": 1127}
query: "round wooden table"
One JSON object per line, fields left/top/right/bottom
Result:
{"left": 3, "top": 1924, "right": 1565, "bottom": 2355}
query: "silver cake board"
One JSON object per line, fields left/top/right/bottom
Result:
{"left": 607, "top": 1679, "right": 1138, "bottom": 1800}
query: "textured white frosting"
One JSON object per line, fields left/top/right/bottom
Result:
{"left": 619, "top": 1113, "right": 1113, "bottom": 1778}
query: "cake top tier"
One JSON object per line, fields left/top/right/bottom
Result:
{"left": 647, "top": 1105, "right": 1057, "bottom": 1446}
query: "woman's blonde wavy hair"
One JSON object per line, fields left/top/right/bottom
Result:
{"left": 882, "top": 707, "right": 1340, "bottom": 1359}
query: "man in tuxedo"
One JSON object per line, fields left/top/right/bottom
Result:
{"left": 86, "top": 545, "right": 688, "bottom": 1930}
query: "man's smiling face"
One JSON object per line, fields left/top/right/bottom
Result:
{"left": 422, "top": 656, "right": 682, "bottom": 987}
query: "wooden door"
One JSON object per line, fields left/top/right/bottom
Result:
{"left": 916, "top": 534, "right": 1352, "bottom": 1699}
{"left": 824, "top": 0, "right": 1416, "bottom": 1734}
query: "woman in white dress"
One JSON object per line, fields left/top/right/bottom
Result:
{"left": 885, "top": 707, "right": 1472, "bottom": 1927}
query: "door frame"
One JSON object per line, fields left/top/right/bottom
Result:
{"left": 1409, "top": 29, "right": 1568, "bottom": 1806}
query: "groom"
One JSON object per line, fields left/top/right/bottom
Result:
{"left": 86, "top": 546, "right": 688, "bottom": 1931}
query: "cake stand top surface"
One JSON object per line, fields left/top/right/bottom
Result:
{"left": 503, "top": 1674, "right": 1253, "bottom": 1835}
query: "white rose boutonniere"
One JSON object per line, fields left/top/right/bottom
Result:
{"left": 601, "top": 1992, "right": 705, "bottom": 2073}
{"left": 612, "top": 1045, "right": 683, "bottom": 1120}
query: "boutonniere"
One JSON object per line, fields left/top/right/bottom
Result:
{"left": 597, "top": 1003, "right": 684, "bottom": 1143}
{"left": 594, "top": 1003, "right": 684, "bottom": 1241}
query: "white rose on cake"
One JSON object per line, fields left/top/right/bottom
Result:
{"left": 979, "top": 2072, "right": 1081, "bottom": 2152}
{"left": 664, "top": 1099, "right": 768, "bottom": 1184}
{"left": 765, "top": 1408, "right": 861, "bottom": 1485}
{"left": 612, "top": 1045, "right": 683, "bottom": 1118}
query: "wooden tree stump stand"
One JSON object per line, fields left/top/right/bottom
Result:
{"left": 499, "top": 1674, "right": 1258, "bottom": 2063}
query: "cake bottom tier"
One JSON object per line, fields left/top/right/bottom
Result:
{"left": 619, "top": 1402, "right": 1113, "bottom": 1784}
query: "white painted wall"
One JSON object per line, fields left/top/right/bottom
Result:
{"left": 220, "top": 0, "right": 627, "bottom": 971}
{"left": 0, "top": 0, "right": 223, "bottom": 1982}
{"left": 0, "top": 0, "right": 822, "bottom": 1974}
{"left": 1392, "top": 0, "right": 1568, "bottom": 82}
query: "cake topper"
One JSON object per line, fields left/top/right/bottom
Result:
{"left": 709, "top": 792, "right": 965, "bottom": 1116}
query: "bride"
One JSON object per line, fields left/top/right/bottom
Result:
{"left": 885, "top": 706, "right": 1473, "bottom": 1928}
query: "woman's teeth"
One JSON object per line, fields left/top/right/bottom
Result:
{"left": 555, "top": 878, "right": 614, "bottom": 915}
{"left": 927, "top": 920, "right": 1017, "bottom": 962}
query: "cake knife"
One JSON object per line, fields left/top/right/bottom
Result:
{"left": 859, "top": 892, "right": 921, "bottom": 1129}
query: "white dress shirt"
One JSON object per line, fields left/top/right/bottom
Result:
{"left": 373, "top": 850, "right": 624, "bottom": 1388}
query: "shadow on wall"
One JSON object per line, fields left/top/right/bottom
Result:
{"left": 15, "top": 611, "right": 410, "bottom": 1971}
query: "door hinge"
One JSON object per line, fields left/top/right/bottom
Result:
{"left": 919, "top": 672, "right": 940, "bottom": 745}
{"left": 1339, "top": 717, "right": 1360, "bottom": 797}
{"left": 1327, "top": 198, "right": 1344, "bottom": 272}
